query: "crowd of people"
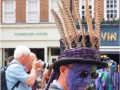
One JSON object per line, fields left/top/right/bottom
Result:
{"left": 95, "top": 58, "right": 120, "bottom": 90}
{"left": 4, "top": 45, "right": 120, "bottom": 90}
{"left": 2, "top": 0, "right": 120, "bottom": 90}
{"left": 5, "top": 47, "right": 53, "bottom": 90}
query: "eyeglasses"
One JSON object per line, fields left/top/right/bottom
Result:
{"left": 66, "top": 65, "right": 99, "bottom": 79}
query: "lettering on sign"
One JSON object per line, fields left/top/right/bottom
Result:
{"left": 101, "top": 32, "right": 117, "bottom": 41}
{"left": 14, "top": 32, "right": 47, "bottom": 36}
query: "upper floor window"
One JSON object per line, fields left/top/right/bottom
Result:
{"left": 49, "top": 0, "right": 60, "bottom": 22}
{"left": 104, "top": 0, "right": 119, "bottom": 20}
{"left": 26, "top": 0, "right": 40, "bottom": 23}
{"left": 2, "top": 0, "right": 16, "bottom": 23}
{"left": 80, "top": 0, "right": 94, "bottom": 20}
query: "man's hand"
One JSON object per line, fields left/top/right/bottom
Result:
{"left": 32, "top": 60, "right": 42, "bottom": 69}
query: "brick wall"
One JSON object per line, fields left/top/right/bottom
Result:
{"left": 100, "top": 0, "right": 104, "bottom": 20}
{"left": 94, "top": 0, "right": 104, "bottom": 20}
{"left": 40, "top": 0, "right": 48, "bottom": 22}
{"left": 1, "top": 0, "right": 118, "bottom": 23}
{"left": 16, "top": 0, "right": 26, "bottom": 22}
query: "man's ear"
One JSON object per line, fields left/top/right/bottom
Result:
{"left": 59, "top": 66, "right": 66, "bottom": 74}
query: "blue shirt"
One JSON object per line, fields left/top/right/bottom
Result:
{"left": 6, "top": 59, "right": 32, "bottom": 90}
{"left": 52, "top": 80, "right": 64, "bottom": 90}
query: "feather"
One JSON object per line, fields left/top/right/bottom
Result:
{"left": 84, "top": 0, "right": 94, "bottom": 48}
{"left": 56, "top": 0, "right": 72, "bottom": 48}
{"left": 74, "top": 0, "right": 86, "bottom": 47}
{"left": 51, "top": 9, "right": 68, "bottom": 49}
{"left": 95, "top": 0, "right": 101, "bottom": 49}
{"left": 60, "top": 0, "right": 79, "bottom": 47}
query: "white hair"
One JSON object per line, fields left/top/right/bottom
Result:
{"left": 14, "top": 45, "right": 31, "bottom": 58}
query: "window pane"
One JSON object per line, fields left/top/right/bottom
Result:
{"left": 82, "top": 11, "right": 84, "bottom": 14}
{"left": 82, "top": 6, "right": 84, "bottom": 9}
{"left": 3, "top": 1, "right": 15, "bottom": 23}
{"left": 82, "top": 0, "right": 84, "bottom": 5}
{"left": 110, "top": 10, "right": 113, "bottom": 13}
{"left": 110, "top": 14, "right": 113, "bottom": 18}
{"left": 89, "top": 0, "right": 92, "bottom": 4}
{"left": 107, "top": 5, "right": 109, "bottom": 8}
{"left": 82, "top": 16, "right": 85, "bottom": 19}
{"left": 114, "top": 4, "right": 116, "bottom": 8}
{"left": 114, "top": 14, "right": 117, "bottom": 18}
{"left": 107, "top": 10, "right": 109, "bottom": 13}
{"left": 110, "top": 0, "right": 113, "bottom": 3}
{"left": 51, "top": 48, "right": 60, "bottom": 56}
{"left": 114, "top": 0, "right": 117, "bottom": 3}
{"left": 28, "top": 1, "right": 38, "bottom": 11}
{"left": 110, "top": 5, "right": 113, "bottom": 8}
{"left": 50, "top": 0, "right": 60, "bottom": 22}
{"left": 114, "top": 10, "right": 117, "bottom": 13}
{"left": 89, "top": 6, "right": 91, "bottom": 9}
{"left": 28, "top": 12, "right": 38, "bottom": 21}
{"left": 5, "top": 2, "right": 14, "bottom": 12}
{"left": 107, "top": 14, "right": 109, "bottom": 18}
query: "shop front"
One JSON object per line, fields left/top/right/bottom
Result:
{"left": 100, "top": 24, "right": 120, "bottom": 64}
{"left": 0, "top": 24, "right": 60, "bottom": 67}
{"left": 0, "top": 24, "right": 120, "bottom": 67}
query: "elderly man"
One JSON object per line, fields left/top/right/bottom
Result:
{"left": 6, "top": 45, "right": 43, "bottom": 90}
{"left": 25, "top": 52, "right": 43, "bottom": 90}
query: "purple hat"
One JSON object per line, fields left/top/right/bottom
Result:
{"left": 53, "top": 47, "right": 108, "bottom": 72}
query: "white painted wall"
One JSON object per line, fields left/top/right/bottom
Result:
{"left": 1, "top": 24, "right": 61, "bottom": 66}
{"left": 1, "top": 24, "right": 60, "bottom": 48}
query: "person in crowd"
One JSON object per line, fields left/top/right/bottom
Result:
{"left": 25, "top": 52, "right": 43, "bottom": 90}
{"left": 41, "top": 63, "right": 53, "bottom": 90}
{"left": 6, "top": 45, "right": 43, "bottom": 90}
{"left": 46, "top": 48, "right": 108, "bottom": 90}
{"left": 7, "top": 56, "right": 14, "bottom": 64}
{"left": 95, "top": 58, "right": 119, "bottom": 90}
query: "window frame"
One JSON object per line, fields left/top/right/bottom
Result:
{"left": 49, "top": 0, "right": 60, "bottom": 22}
{"left": 79, "top": 0, "right": 94, "bottom": 20}
{"left": 26, "top": 0, "right": 40, "bottom": 23}
{"left": 104, "top": 0, "right": 119, "bottom": 20}
{"left": 2, "top": 0, "right": 16, "bottom": 23}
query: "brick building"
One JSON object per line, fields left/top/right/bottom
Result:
{"left": 0, "top": 0, "right": 120, "bottom": 66}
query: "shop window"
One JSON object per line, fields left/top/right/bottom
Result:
{"left": 51, "top": 48, "right": 60, "bottom": 56}
{"left": 52, "top": 58, "right": 56, "bottom": 63}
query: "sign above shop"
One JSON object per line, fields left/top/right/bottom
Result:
{"left": 14, "top": 32, "right": 47, "bottom": 36}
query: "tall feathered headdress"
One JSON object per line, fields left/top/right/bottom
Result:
{"left": 51, "top": 0, "right": 101, "bottom": 50}
{"left": 45, "top": 0, "right": 107, "bottom": 90}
